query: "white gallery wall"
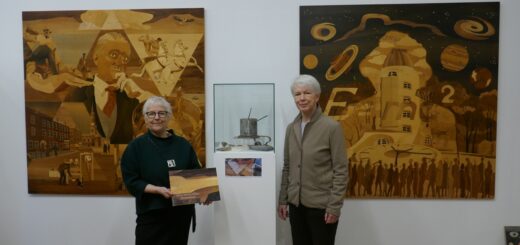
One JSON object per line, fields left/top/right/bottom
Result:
{"left": 1, "top": 0, "right": 519, "bottom": 244}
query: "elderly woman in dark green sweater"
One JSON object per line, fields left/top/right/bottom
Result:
{"left": 121, "top": 96, "right": 201, "bottom": 245}
{"left": 278, "top": 75, "right": 348, "bottom": 245}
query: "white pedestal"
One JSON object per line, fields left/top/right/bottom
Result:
{"left": 213, "top": 151, "right": 276, "bottom": 245}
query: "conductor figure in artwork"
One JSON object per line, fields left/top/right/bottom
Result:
{"left": 25, "top": 31, "right": 153, "bottom": 144}
{"left": 73, "top": 31, "right": 141, "bottom": 144}
{"left": 278, "top": 74, "right": 348, "bottom": 245}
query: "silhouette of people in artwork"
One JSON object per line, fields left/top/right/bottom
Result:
{"left": 58, "top": 159, "right": 73, "bottom": 185}
{"left": 343, "top": 155, "right": 495, "bottom": 199}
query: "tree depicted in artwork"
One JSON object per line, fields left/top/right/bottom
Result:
{"left": 479, "top": 90, "right": 497, "bottom": 142}
{"left": 340, "top": 100, "right": 377, "bottom": 147}
{"left": 416, "top": 75, "right": 482, "bottom": 152}
{"left": 452, "top": 99, "right": 481, "bottom": 153}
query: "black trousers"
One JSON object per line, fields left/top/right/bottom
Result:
{"left": 135, "top": 205, "right": 194, "bottom": 245}
{"left": 289, "top": 203, "right": 339, "bottom": 245}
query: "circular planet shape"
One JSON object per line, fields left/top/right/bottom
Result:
{"left": 469, "top": 67, "right": 493, "bottom": 90}
{"left": 311, "top": 22, "right": 336, "bottom": 41}
{"left": 303, "top": 54, "right": 319, "bottom": 69}
{"left": 325, "top": 44, "right": 359, "bottom": 81}
{"left": 440, "top": 44, "right": 469, "bottom": 72}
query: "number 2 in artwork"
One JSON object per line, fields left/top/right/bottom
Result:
{"left": 441, "top": 85, "right": 455, "bottom": 104}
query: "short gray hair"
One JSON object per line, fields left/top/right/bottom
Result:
{"left": 143, "top": 96, "right": 173, "bottom": 116}
{"left": 290, "top": 74, "right": 321, "bottom": 95}
{"left": 94, "top": 32, "right": 129, "bottom": 56}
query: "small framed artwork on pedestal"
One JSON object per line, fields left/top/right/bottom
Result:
{"left": 213, "top": 83, "right": 275, "bottom": 152}
{"left": 505, "top": 226, "right": 520, "bottom": 245}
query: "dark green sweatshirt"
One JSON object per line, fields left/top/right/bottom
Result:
{"left": 121, "top": 130, "right": 201, "bottom": 214}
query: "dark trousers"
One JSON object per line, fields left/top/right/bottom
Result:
{"left": 289, "top": 203, "right": 338, "bottom": 245}
{"left": 135, "top": 205, "right": 194, "bottom": 245}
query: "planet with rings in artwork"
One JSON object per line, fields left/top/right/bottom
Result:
{"left": 325, "top": 44, "right": 359, "bottom": 81}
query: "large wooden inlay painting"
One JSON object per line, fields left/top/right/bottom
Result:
{"left": 300, "top": 2, "right": 498, "bottom": 199}
{"left": 23, "top": 9, "right": 205, "bottom": 194}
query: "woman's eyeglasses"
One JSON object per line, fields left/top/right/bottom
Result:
{"left": 145, "top": 111, "right": 168, "bottom": 119}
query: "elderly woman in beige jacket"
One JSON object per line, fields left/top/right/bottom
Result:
{"left": 278, "top": 74, "right": 348, "bottom": 245}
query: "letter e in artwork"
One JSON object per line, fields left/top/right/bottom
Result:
{"left": 324, "top": 87, "right": 358, "bottom": 120}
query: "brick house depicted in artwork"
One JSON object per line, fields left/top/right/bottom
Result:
{"left": 25, "top": 107, "right": 72, "bottom": 159}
